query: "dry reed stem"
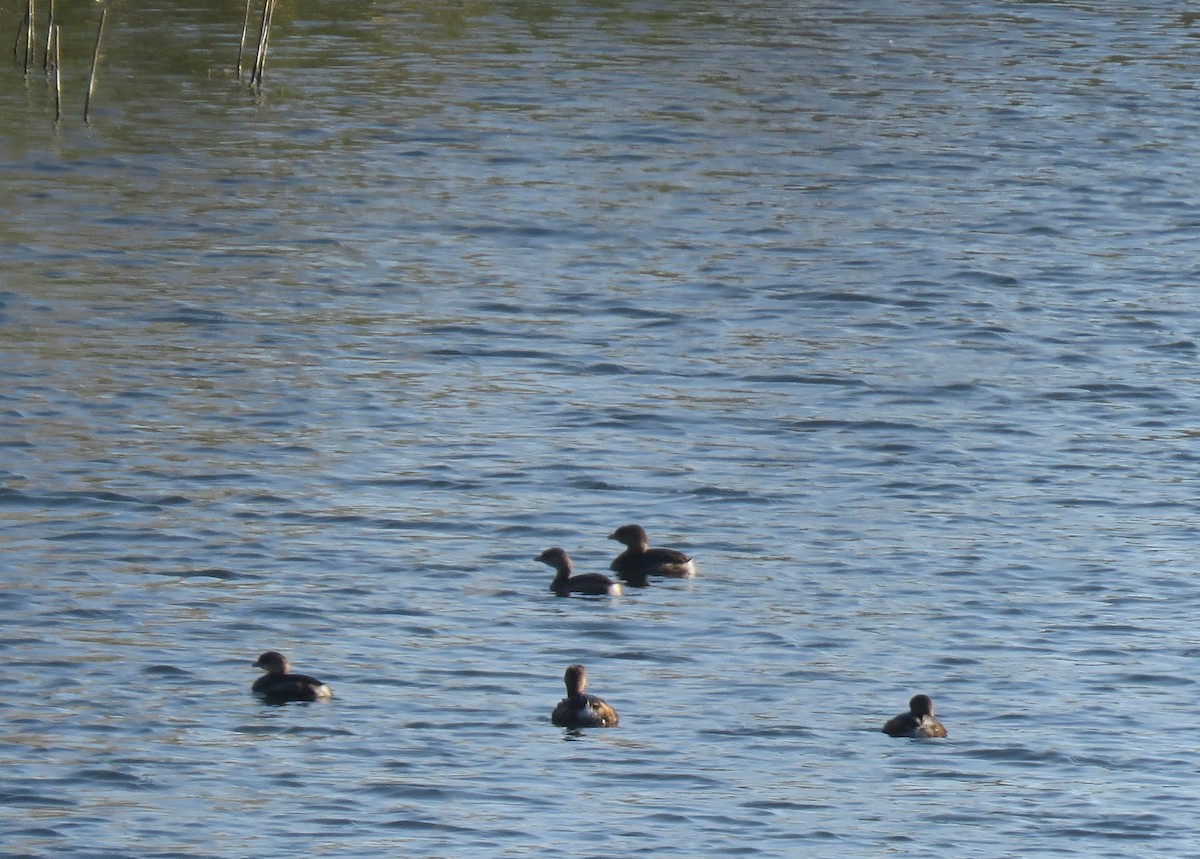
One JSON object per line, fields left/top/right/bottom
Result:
{"left": 84, "top": 7, "right": 106, "bottom": 123}
{"left": 53, "top": 24, "right": 61, "bottom": 121}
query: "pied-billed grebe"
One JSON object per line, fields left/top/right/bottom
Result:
{"left": 537, "top": 547, "right": 623, "bottom": 597}
{"left": 551, "top": 664, "right": 619, "bottom": 728}
{"left": 252, "top": 651, "right": 333, "bottom": 704}
{"left": 608, "top": 524, "right": 695, "bottom": 579}
{"left": 882, "top": 694, "right": 947, "bottom": 738}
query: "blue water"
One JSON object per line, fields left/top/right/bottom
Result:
{"left": 3, "top": 2, "right": 1200, "bottom": 856}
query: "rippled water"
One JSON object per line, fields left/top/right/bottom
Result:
{"left": 4, "top": 1, "right": 1200, "bottom": 856}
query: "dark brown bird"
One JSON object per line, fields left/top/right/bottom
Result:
{"left": 551, "top": 664, "right": 619, "bottom": 728}
{"left": 882, "top": 694, "right": 947, "bottom": 738}
{"left": 537, "top": 547, "right": 623, "bottom": 596}
{"left": 607, "top": 524, "right": 695, "bottom": 580}
{"left": 252, "top": 651, "right": 333, "bottom": 704}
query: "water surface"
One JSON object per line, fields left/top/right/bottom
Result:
{"left": 3, "top": 2, "right": 1200, "bottom": 856}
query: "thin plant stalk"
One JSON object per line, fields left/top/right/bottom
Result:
{"left": 84, "top": 7, "right": 107, "bottom": 123}
{"left": 236, "top": 0, "right": 252, "bottom": 78}
{"left": 251, "top": 0, "right": 270, "bottom": 85}
{"left": 24, "top": 0, "right": 35, "bottom": 74}
{"left": 259, "top": 0, "right": 276, "bottom": 84}
{"left": 52, "top": 25, "right": 62, "bottom": 122}
{"left": 251, "top": 0, "right": 276, "bottom": 87}
{"left": 13, "top": 2, "right": 28, "bottom": 61}
{"left": 43, "top": 0, "right": 55, "bottom": 73}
